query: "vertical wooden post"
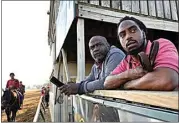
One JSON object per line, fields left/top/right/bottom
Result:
{"left": 61, "top": 48, "right": 73, "bottom": 122}
{"left": 62, "top": 63, "right": 68, "bottom": 122}
{"left": 57, "top": 53, "right": 62, "bottom": 122}
{"left": 77, "top": 18, "right": 85, "bottom": 82}
{"left": 76, "top": 18, "right": 86, "bottom": 121}
{"left": 62, "top": 49, "right": 70, "bottom": 82}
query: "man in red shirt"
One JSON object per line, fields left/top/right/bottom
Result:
{"left": 6, "top": 73, "right": 23, "bottom": 109}
{"left": 6, "top": 73, "right": 20, "bottom": 90}
{"left": 104, "top": 16, "right": 178, "bottom": 91}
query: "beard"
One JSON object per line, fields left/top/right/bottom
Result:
{"left": 94, "top": 54, "right": 106, "bottom": 63}
{"left": 93, "top": 48, "right": 109, "bottom": 63}
{"left": 128, "top": 39, "right": 147, "bottom": 55}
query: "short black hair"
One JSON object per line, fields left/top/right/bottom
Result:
{"left": 117, "top": 16, "right": 148, "bottom": 38}
{"left": 10, "top": 73, "right": 15, "bottom": 76}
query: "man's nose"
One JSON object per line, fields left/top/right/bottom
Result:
{"left": 126, "top": 33, "right": 132, "bottom": 41}
{"left": 93, "top": 45, "right": 99, "bottom": 52}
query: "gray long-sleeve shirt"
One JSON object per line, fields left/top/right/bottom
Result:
{"left": 77, "top": 46, "right": 125, "bottom": 95}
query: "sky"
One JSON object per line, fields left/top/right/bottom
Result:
{"left": 1, "top": 1, "right": 53, "bottom": 88}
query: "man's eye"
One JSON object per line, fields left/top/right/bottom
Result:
{"left": 131, "top": 28, "right": 136, "bottom": 33}
{"left": 96, "top": 43, "right": 102, "bottom": 47}
{"left": 119, "top": 33, "right": 125, "bottom": 38}
{"left": 90, "top": 46, "right": 94, "bottom": 50}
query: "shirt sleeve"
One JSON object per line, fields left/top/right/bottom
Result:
{"left": 77, "top": 65, "right": 95, "bottom": 94}
{"left": 111, "top": 58, "right": 127, "bottom": 75}
{"left": 154, "top": 39, "right": 178, "bottom": 73}
{"left": 78, "top": 52, "right": 125, "bottom": 94}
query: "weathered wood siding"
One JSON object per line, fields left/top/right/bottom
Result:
{"left": 78, "top": 0, "right": 178, "bottom": 21}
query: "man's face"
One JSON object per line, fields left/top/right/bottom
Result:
{"left": 117, "top": 20, "right": 145, "bottom": 55}
{"left": 10, "top": 75, "right": 14, "bottom": 79}
{"left": 89, "top": 38, "right": 109, "bottom": 63}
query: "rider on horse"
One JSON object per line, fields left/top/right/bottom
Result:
{"left": 19, "top": 81, "right": 25, "bottom": 95}
{"left": 6, "top": 73, "right": 23, "bottom": 109}
{"left": 18, "top": 81, "right": 25, "bottom": 107}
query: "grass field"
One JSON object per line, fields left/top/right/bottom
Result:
{"left": 1, "top": 89, "right": 41, "bottom": 122}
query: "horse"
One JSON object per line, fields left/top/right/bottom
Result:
{"left": 1, "top": 89, "right": 20, "bottom": 122}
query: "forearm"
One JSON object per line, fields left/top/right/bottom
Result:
{"left": 104, "top": 71, "right": 131, "bottom": 89}
{"left": 78, "top": 79, "right": 105, "bottom": 94}
{"left": 104, "top": 68, "right": 145, "bottom": 89}
{"left": 124, "top": 69, "right": 178, "bottom": 91}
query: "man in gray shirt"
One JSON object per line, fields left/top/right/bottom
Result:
{"left": 59, "top": 36, "right": 125, "bottom": 95}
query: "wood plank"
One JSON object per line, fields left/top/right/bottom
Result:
{"left": 122, "top": 0, "right": 132, "bottom": 12}
{"left": 89, "top": 0, "right": 99, "bottom": 6}
{"left": 77, "top": 18, "right": 85, "bottom": 81}
{"left": 62, "top": 64, "right": 68, "bottom": 121}
{"left": 140, "top": 0, "right": 148, "bottom": 15}
{"left": 163, "top": 0, "right": 171, "bottom": 19}
{"left": 177, "top": 0, "right": 179, "bottom": 13}
{"left": 112, "top": 0, "right": 120, "bottom": 10}
{"left": 91, "top": 90, "right": 178, "bottom": 110}
{"left": 78, "top": 4, "right": 178, "bottom": 32}
{"left": 148, "top": 1, "right": 156, "bottom": 17}
{"left": 78, "top": 0, "right": 88, "bottom": 3}
{"left": 101, "top": 0, "right": 110, "bottom": 8}
{"left": 156, "top": 1, "right": 164, "bottom": 18}
{"left": 62, "top": 49, "right": 70, "bottom": 82}
{"left": 170, "top": 0, "right": 178, "bottom": 20}
{"left": 131, "top": 0, "right": 140, "bottom": 14}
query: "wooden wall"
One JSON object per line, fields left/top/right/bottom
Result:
{"left": 79, "top": 0, "right": 178, "bottom": 21}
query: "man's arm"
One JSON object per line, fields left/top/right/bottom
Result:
{"left": 60, "top": 52, "right": 125, "bottom": 95}
{"left": 77, "top": 65, "right": 95, "bottom": 94}
{"left": 104, "top": 66, "right": 147, "bottom": 89}
{"left": 81, "top": 52, "right": 125, "bottom": 93}
{"left": 123, "top": 68, "right": 178, "bottom": 91}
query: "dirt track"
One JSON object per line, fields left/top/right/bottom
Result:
{"left": 1, "top": 89, "right": 41, "bottom": 122}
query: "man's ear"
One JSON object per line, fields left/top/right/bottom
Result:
{"left": 141, "top": 31, "right": 146, "bottom": 40}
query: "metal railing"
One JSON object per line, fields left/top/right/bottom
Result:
{"left": 33, "top": 96, "right": 46, "bottom": 122}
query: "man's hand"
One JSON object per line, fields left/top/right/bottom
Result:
{"left": 123, "top": 80, "right": 138, "bottom": 90}
{"left": 128, "top": 66, "right": 147, "bottom": 80}
{"left": 59, "top": 82, "right": 79, "bottom": 96}
{"left": 104, "top": 66, "right": 147, "bottom": 89}
{"left": 91, "top": 104, "right": 100, "bottom": 121}
{"left": 124, "top": 68, "right": 178, "bottom": 91}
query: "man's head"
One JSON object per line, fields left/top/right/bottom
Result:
{"left": 9, "top": 73, "right": 15, "bottom": 79}
{"left": 89, "top": 36, "right": 110, "bottom": 63}
{"left": 117, "top": 16, "right": 148, "bottom": 55}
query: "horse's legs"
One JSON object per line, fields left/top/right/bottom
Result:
{"left": 11, "top": 109, "right": 17, "bottom": 122}
{"left": 5, "top": 109, "right": 11, "bottom": 122}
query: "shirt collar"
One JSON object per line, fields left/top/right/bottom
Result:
{"left": 95, "top": 62, "right": 102, "bottom": 69}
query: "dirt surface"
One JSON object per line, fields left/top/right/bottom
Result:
{"left": 1, "top": 89, "right": 41, "bottom": 122}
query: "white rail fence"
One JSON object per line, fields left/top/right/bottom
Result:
{"left": 33, "top": 96, "right": 46, "bottom": 122}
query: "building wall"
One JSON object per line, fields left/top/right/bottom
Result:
{"left": 79, "top": 0, "right": 178, "bottom": 21}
